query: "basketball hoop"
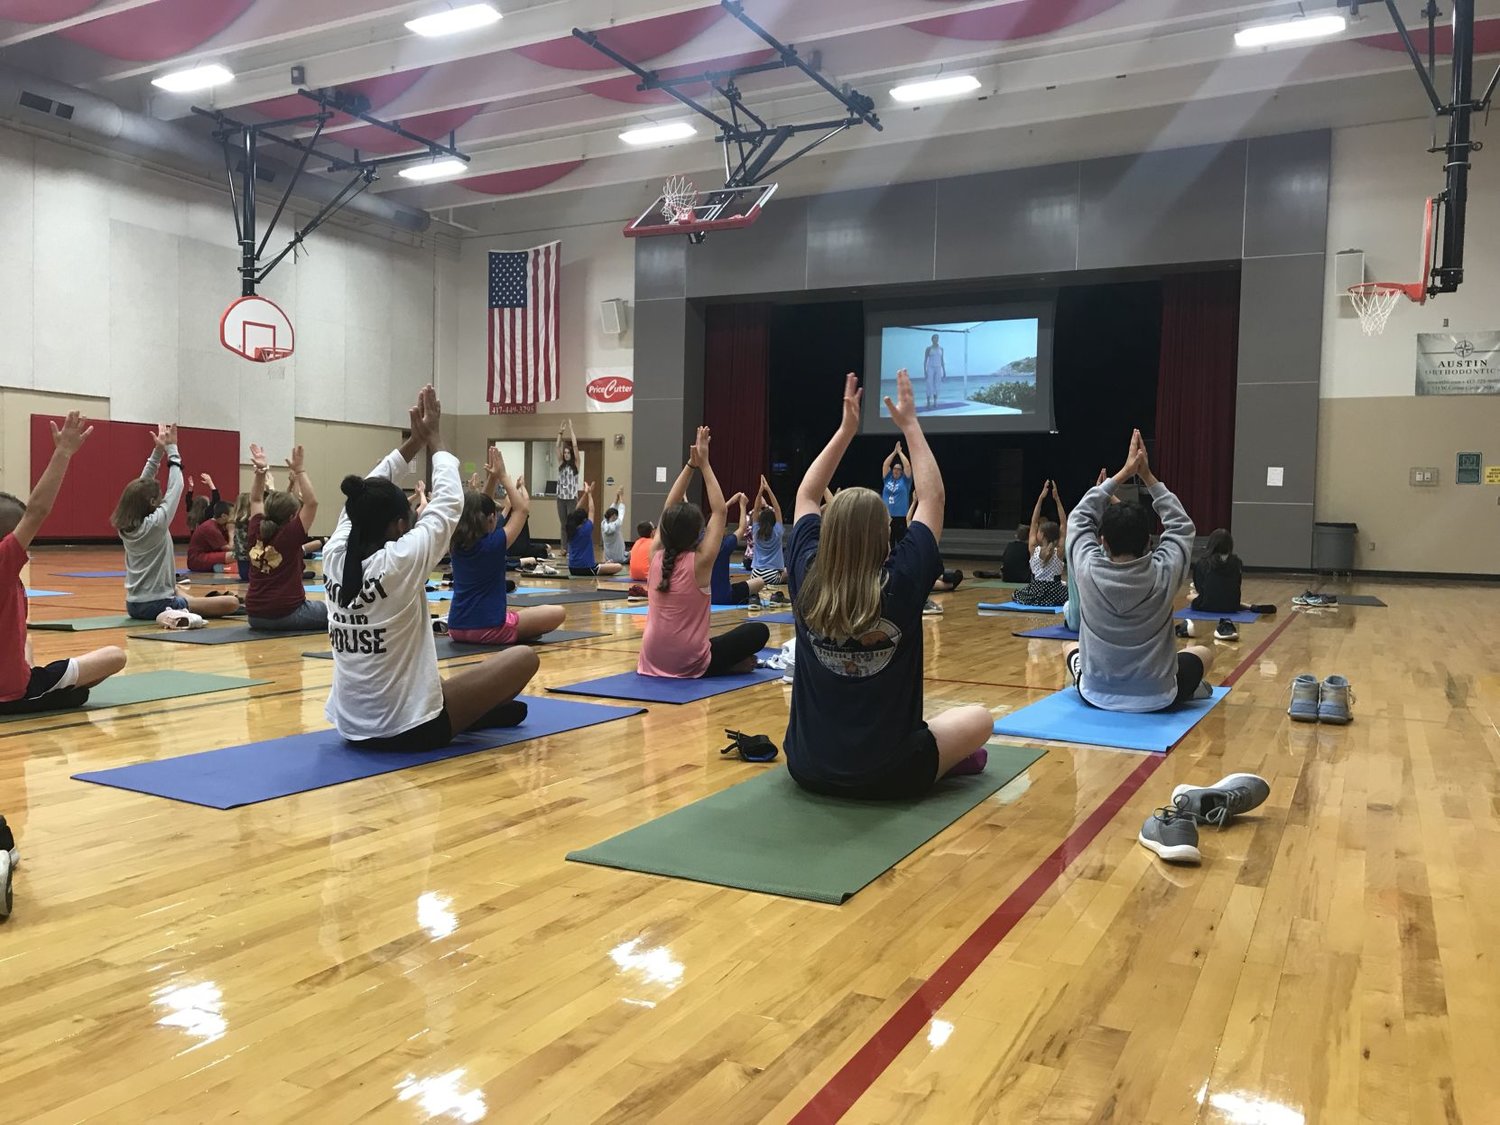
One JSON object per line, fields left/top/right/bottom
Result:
{"left": 660, "top": 175, "right": 698, "bottom": 224}
{"left": 1348, "top": 282, "right": 1424, "bottom": 336}
{"left": 253, "top": 346, "right": 294, "bottom": 362}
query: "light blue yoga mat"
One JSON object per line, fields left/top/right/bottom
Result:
{"left": 606, "top": 604, "right": 748, "bottom": 616}
{"left": 72, "top": 695, "right": 644, "bottom": 809}
{"left": 978, "top": 601, "right": 1063, "bottom": 615}
{"left": 993, "top": 687, "right": 1231, "bottom": 754}
{"left": 1014, "top": 624, "right": 1078, "bottom": 640}
{"left": 1176, "top": 608, "right": 1258, "bottom": 623}
{"left": 25, "top": 589, "right": 71, "bottom": 598}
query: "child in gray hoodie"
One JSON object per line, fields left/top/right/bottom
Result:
{"left": 1064, "top": 429, "right": 1216, "bottom": 711}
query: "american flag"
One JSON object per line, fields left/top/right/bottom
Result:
{"left": 488, "top": 243, "right": 560, "bottom": 413}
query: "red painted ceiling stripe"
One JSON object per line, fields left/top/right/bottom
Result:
{"left": 790, "top": 611, "right": 1300, "bottom": 1123}
{"left": 514, "top": 6, "right": 723, "bottom": 71}
{"left": 580, "top": 48, "right": 777, "bottom": 104}
{"left": 57, "top": 0, "right": 256, "bottom": 61}
{"left": 333, "top": 105, "right": 483, "bottom": 155}
{"left": 459, "top": 160, "right": 586, "bottom": 196}
{"left": 249, "top": 70, "right": 432, "bottom": 128}
{"left": 0, "top": 0, "right": 95, "bottom": 21}
{"left": 910, "top": 0, "right": 1125, "bottom": 41}
{"left": 1358, "top": 18, "right": 1500, "bottom": 55}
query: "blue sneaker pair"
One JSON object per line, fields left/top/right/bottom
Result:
{"left": 1289, "top": 674, "right": 1353, "bottom": 724}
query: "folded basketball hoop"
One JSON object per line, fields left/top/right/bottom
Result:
{"left": 625, "top": 178, "right": 778, "bottom": 238}
{"left": 1346, "top": 198, "right": 1435, "bottom": 336}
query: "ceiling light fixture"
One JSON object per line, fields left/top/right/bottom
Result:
{"left": 890, "top": 75, "right": 981, "bottom": 104}
{"left": 1233, "top": 13, "right": 1346, "bottom": 49}
{"left": 405, "top": 3, "right": 501, "bottom": 38}
{"left": 151, "top": 63, "right": 234, "bottom": 94}
{"left": 619, "top": 122, "right": 697, "bottom": 146}
{"left": 398, "top": 158, "right": 468, "bottom": 181}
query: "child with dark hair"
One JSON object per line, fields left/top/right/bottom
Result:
{"left": 600, "top": 488, "right": 628, "bottom": 566}
{"left": 564, "top": 483, "right": 623, "bottom": 577}
{"left": 113, "top": 425, "right": 240, "bottom": 622}
{"left": 323, "top": 385, "right": 539, "bottom": 750}
{"left": 0, "top": 413, "right": 127, "bottom": 715}
{"left": 186, "top": 498, "right": 233, "bottom": 573}
{"left": 1015, "top": 480, "right": 1068, "bottom": 606}
{"left": 1000, "top": 523, "right": 1033, "bottom": 584}
{"left": 449, "top": 448, "right": 565, "bottom": 646}
{"left": 638, "top": 428, "right": 769, "bottom": 678}
{"left": 1189, "top": 528, "right": 1276, "bottom": 616}
{"left": 710, "top": 493, "right": 767, "bottom": 606}
{"left": 245, "top": 443, "right": 328, "bottom": 632}
{"left": 628, "top": 520, "right": 654, "bottom": 582}
{"left": 184, "top": 473, "right": 219, "bottom": 533}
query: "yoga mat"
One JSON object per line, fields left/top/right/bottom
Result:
{"left": 549, "top": 666, "right": 782, "bottom": 703}
{"left": 968, "top": 580, "right": 1025, "bottom": 590}
{"left": 426, "top": 590, "right": 454, "bottom": 602}
{"left": 751, "top": 611, "right": 796, "bottom": 624}
{"left": 567, "top": 745, "right": 1046, "bottom": 903}
{"left": 605, "top": 604, "right": 747, "bottom": 616}
{"left": 1014, "top": 624, "right": 1079, "bottom": 641}
{"left": 302, "top": 629, "right": 606, "bottom": 661}
{"left": 1176, "top": 607, "right": 1258, "bottom": 624}
{"left": 0, "top": 671, "right": 268, "bottom": 724}
{"left": 993, "top": 686, "right": 1231, "bottom": 754}
{"left": 129, "top": 624, "right": 326, "bottom": 646}
{"left": 73, "top": 695, "right": 644, "bottom": 808}
{"left": 26, "top": 589, "right": 71, "bottom": 598}
{"left": 511, "top": 589, "right": 628, "bottom": 606}
{"left": 979, "top": 602, "right": 1064, "bottom": 615}
{"left": 1332, "top": 594, "right": 1386, "bottom": 607}
{"left": 54, "top": 569, "right": 191, "bottom": 579}
{"left": 28, "top": 615, "right": 138, "bottom": 632}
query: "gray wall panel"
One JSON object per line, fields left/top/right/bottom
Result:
{"left": 1244, "top": 131, "right": 1331, "bottom": 259}
{"left": 1231, "top": 382, "right": 1320, "bottom": 505}
{"left": 687, "top": 196, "right": 808, "bottom": 297}
{"left": 805, "top": 182, "right": 938, "bottom": 290}
{"left": 1231, "top": 501, "right": 1315, "bottom": 570}
{"left": 1236, "top": 254, "right": 1326, "bottom": 385}
{"left": 634, "top": 236, "right": 687, "bottom": 301}
{"left": 935, "top": 163, "right": 1081, "bottom": 279}
{"left": 1078, "top": 143, "right": 1247, "bottom": 268}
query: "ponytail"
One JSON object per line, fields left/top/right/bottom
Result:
{"left": 655, "top": 501, "right": 705, "bottom": 594}
{"left": 336, "top": 474, "right": 410, "bottom": 608}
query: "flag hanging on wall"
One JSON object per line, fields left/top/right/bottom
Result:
{"left": 488, "top": 242, "right": 560, "bottom": 415}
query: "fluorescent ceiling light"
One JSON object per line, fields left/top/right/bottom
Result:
{"left": 398, "top": 158, "right": 468, "bottom": 181}
{"left": 890, "top": 75, "right": 981, "bottom": 104}
{"left": 1234, "top": 14, "right": 1346, "bottom": 48}
{"left": 619, "top": 122, "right": 697, "bottom": 146}
{"left": 405, "top": 3, "right": 501, "bottom": 38}
{"left": 151, "top": 63, "right": 234, "bottom": 93}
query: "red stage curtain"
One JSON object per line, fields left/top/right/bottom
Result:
{"left": 703, "top": 303, "right": 771, "bottom": 504}
{"left": 1153, "top": 271, "right": 1240, "bottom": 533}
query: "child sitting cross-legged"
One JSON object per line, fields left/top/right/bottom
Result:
{"left": 245, "top": 443, "right": 329, "bottom": 633}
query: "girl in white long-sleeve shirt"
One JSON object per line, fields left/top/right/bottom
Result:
{"left": 322, "top": 386, "right": 540, "bottom": 750}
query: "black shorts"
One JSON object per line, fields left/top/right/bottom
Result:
{"left": 0, "top": 660, "right": 86, "bottom": 715}
{"left": 1074, "top": 651, "right": 1206, "bottom": 711}
{"left": 346, "top": 708, "right": 453, "bottom": 752}
{"left": 789, "top": 726, "right": 940, "bottom": 801}
{"left": 727, "top": 580, "right": 752, "bottom": 606}
{"left": 569, "top": 565, "right": 598, "bottom": 578}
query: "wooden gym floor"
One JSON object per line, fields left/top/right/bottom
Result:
{"left": 3, "top": 546, "right": 1497, "bottom": 1124}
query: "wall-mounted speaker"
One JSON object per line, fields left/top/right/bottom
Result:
{"left": 600, "top": 298, "right": 628, "bottom": 336}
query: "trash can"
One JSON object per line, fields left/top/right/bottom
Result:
{"left": 1312, "top": 521, "right": 1357, "bottom": 573}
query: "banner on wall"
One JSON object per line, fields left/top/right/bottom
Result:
{"left": 584, "top": 367, "right": 634, "bottom": 413}
{"left": 1415, "top": 332, "right": 1500, "bottom": 396}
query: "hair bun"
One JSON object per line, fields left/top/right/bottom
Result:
{"left": 341, "top": 475, "right": 367, "bottom": 501}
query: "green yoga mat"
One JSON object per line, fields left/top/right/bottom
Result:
{"left": 968, "top": 579, "right": 1025, "bottom": 591}
{"left": 28, "top": 615, "right": 139, "bottom": 632}
{"left": 567, "top": 744, "right": 1045, "bottom": 903}
{"left": 0, "top": 671, "right": 268, "bottom": 724}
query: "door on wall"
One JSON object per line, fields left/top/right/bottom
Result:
{"left": 578, "top": 439, "right": 605, "bottom": 548}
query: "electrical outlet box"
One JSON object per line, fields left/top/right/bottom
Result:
{"left": 1410, "top": 467, "right": 1440, "bottom": 486}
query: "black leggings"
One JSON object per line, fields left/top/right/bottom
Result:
{"left": 705, "top": 622, "right": 770, "bottom": 677}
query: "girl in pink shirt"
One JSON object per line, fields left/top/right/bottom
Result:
{"left": 638, "top": 427, "right": 768, "bottom": 678}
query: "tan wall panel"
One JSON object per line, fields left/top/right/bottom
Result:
{"left": 0, "top": 389, "right": 112, "bottom": 498}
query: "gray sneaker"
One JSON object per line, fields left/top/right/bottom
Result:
{"left": 1318, "top": 675, "right": 1354, "bottom": 724}
{"left": 1137, "top": 807, "right": 1202, "bottom": 864}
{"left": 1171, "top": 773, "right": 1270, "bottom": 828}
{"left": 1288, "top": 674, "right": 1320, "bottom": 722}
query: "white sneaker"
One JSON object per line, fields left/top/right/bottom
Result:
{"left": 1, "top": 849, "right": 12, "bottom": 920}
{"left": 922, "top": 599, "right": 944, "bottom": 616}
{"left": 156, "top": 609, "right": 206, "bottom": 630}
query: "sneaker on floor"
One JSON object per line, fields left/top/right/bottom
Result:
{"left": 627, "top": 583, "right": 648, "bottom": 601}
{"left": 1066, "top": 648, "right": 1082, "bottom": 684}
{"left": 0, "top": 848, "right": 10, "bottom": 920}
{"left": 1214, "top": 619, "right": 1239, "bottom": 642}
{"left": 1138, "top": 807, "right": 1202, "bottom": 864}
{"left": 1171, "top": 773, "right": 1270, "bottom": 827}
{"left": 1318, "top": 675, "right": 1354, "bottom": 724}
{"left": 1248, "top": 603, "right": 1278, "bottom": 615}
{"left": 1174, "top": 621, "right": 1191, "bottom": 639}
{"left": 765, "top": 590, "right": 790, "bottom": 606}
{"left": 0, "top": 813, "right": 16, "bottom": 870}
{"left": 1292, "top": 591, "right": 1317, "bottom": 607}
{"left": 1288, "top": 674, "right": 1320, "bottom": 722}
{"left": 922, "top": 599, "right": 944, "bottom": 616}
{"left": 943, "top": 569, "right": 964, "bottom": 590}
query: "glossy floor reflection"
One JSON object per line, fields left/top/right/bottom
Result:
{"left": 4, "top": 548, "right": 1497, "bottom": 1123}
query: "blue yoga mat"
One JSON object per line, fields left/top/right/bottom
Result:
{"left": 979, "top": 601, "right": 1063, "bottom": 615}
{"left": 1014, "top": 624, "right": 1079, "bottom": 640}
{"left": 753, "top": 611, "right": 796, "bottom": 624}
{"left": 993, "top": 686, "right": 1231, "bottom": 754}
{"left": 26, "top": 589, "right": 71, "bottom": 598}
{"left": 426, "top": 590, "right": 454, "bottom": 602}
{"left": 549, "top": 667, "right": 783, "bottom": 704}
{"left": 72, "top": 695, "right": 644, "bottom": 809}
{"left": 1176, "top": 607, "right": 1258, "bottom": 623}
{"left": 57, "top": 570, "right": 128, "bottom": 579}
{"left": 605, "top": 604, "right": 748, "bottom": 616}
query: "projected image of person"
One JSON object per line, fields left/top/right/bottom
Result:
{"left": 923, "top": 334, "right": 946, "bottom": 410}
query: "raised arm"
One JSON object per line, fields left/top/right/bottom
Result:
{"left": 897, "top": 445, "right": 912, "bottom": 477}
{"left": 1028, "top": 483, "right": 1048, "bottom": 550}
{"left": 146, "top": 425, "right": 186, "bottom": 529}
{"left": 286, "top": 444, "right": 317, "bottom": 530}
{"left": 1135, "top": 433, "right": 1193, "bottom": 581}
{"left": 1053, "top": 481, "right": 1070, "bottom": 542}
{"left": 578, "top": 482, "right": 595, "bottom": 522}
{"left": 886, "top": 369, "right": 944, "bottom": 543}
{"left": 248, "top": 444, "right": 268, "bottom": 517}
{"left": 500, "top": 462, "right": 530, "bottom": 546}
{"left": 690, "top": 428, "right": 729, "bottom": 585}
{"left": 796, "top": 373, "right": 862, "bottom": 523}
{"left": 14, "top": 413, "right": 93, "bottom": 548}
{"left": 731, "top": 492, "right": 749, "bottom": 545}
{"left": 760, "top": 474, "right": 784, "bottom": 525}
{"left": 882, "top": 445, "right": 898, "bottom": 477}
{"left": 482, "top": 445, "right": 503, "bottom": 498}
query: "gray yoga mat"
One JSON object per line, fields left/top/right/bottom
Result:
{"left": 129, "top": 624, "right": 326, "bottom": 646}
{"left": 302, "top": 629, "right": 606, "bottom": 661}
{"left": 509, "top": 589, "right": 628, "bottom": 606}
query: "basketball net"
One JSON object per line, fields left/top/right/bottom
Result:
{"left": 661, "top": 175, "right": 698, "bottom": 224}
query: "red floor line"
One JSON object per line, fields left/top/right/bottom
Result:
{"left": 788, "top": 613, "right": 1301, "bottom": 1125}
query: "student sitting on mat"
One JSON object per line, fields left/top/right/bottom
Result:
{"left": 628, "top": 521, "right": 654, "bottom": 582}
{"left": 1063, "top": 429, "right": 1215, "bottom": 711}
{"left": 905, "top": 496, "right": 963, "bottom": 594}
{"left": 244, "top": 443, "right": 328, "bottom": 633}
{"left": 638, "top": 428, "right": 770, "bottom": 679}
{"left": 1190, "top": 529, "right": 1276, "bottom": 617}
{"left": 324, "top": 385, "right": 538, "bottom": 750}
{"left": 600, "top": 489, "right": 628, "bottom": 567}
{"left": 1014, "top": 481, "right": 1068, "bottom": 606}
{"left": 184, "top": 473, "right": 219, "bottom": 533}
{"left": 710, "top": 493, "right": 767, "bottom": 607}
{"left": 231, "top": 491, "right": 252, "bottom": 580}
{"left": 449, "top": 448, "right": 565, "bottom": 647}
{"left": 784, "top": 370, "right": 993, "bottom": 799}
{"left": 0, "top": 412, "right": 127, "bottom": 714}
{"left": 186, "top": 498, "right": 233, "bottom": 573}
{"left": 1000, "top": 523, "right": 1033, "bottom": 584}
{"left": 564, "top": 483, "right": 623, "bottom": 577}
{"left": 113, "top": 426, "right": 241, "bottom": 623}
{"left": 750, "top": 475, "right": 787, "bottom": 585}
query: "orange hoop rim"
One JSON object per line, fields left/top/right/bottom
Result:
{"left": 1348, "top": 281, "right": 1426, "bottom": 303}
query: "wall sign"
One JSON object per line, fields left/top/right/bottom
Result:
{"left": 1457, "top": 452, "right": 1482, "bottom": 484}
{"left": 1416, "top": 333, "right": 1500, "bottom": 396}
{"left": 1486, "top": 466, "right": 1500, "bottom": 485}
{"left": 584, "top": 366, "right": 634, "bottom": 413}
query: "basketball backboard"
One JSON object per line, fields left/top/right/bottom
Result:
{"left": 624, "top": 182, "right": 778, "bottom": 239}
{"left": 220, "top": 295, "right": 295, "bottom": 362}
